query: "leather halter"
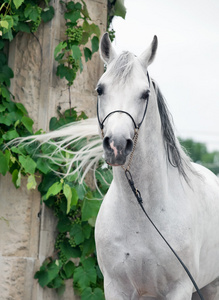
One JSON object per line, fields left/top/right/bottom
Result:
{"left": 97, "top": 72, "right": 151, "bottom": 137}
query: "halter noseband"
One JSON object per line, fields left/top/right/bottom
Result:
{"left": 97, "top": 72, "right": 151, "bottom": 137}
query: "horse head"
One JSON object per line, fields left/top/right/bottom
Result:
{"left": 96, "top": 33, "right": 158, "bottom": 166}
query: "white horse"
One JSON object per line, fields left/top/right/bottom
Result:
{"left": 94, "top": 33, "right": 219, "bottom": 299}
{"left": 12, "top": 34, "right": 219, "bottom": 300}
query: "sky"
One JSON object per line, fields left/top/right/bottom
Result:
{"left": 111, "top": 0, "right": 219, "bottom": 151}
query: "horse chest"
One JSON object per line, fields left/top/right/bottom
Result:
{"left": 95, "top": 189, "right": 193, "bottom": 296}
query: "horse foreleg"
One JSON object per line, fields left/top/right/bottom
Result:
{"left": 192, "top": 277, "right": 219, "bottom": 300}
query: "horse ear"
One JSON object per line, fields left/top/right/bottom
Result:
{"left": 100, "top": 32, "right": 117, "bottom": 64}
{"left": 139, "top": 36, "right": 158, "bottom": 68}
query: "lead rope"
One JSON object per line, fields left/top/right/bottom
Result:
{"left": 122, "top": 165, "right": 205, "bottom": 300}
{"left": 121, "top": 129, "right": 139, "bottom": 171}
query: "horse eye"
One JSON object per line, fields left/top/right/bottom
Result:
{"left": 96, "top": 85, "right": 104, "bottom": 96}
{"left": 141, "top": 90, "right": 150, "bottom": 100}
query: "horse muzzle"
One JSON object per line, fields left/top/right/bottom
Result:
{"left": 103, "top": 136, "right": 133, "bottom": 166}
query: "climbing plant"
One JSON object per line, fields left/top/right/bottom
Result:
{"left": 0, "top": 0, "right": 55, "bottom": 184}
{"left": 107, "top": 0, "right": 126, "bottom": 41}
{"left": 0, "top": 0, "right": 126, "bottom": 298}
{"left": 55, "top": 1, "right": 100, "bottom": 84}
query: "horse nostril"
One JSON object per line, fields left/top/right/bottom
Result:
{"left": 125, "top": 139, "right": 133, "bottom": 156}
{"left": 103, "top": 136, "right": 111, "bottom": 151}
{"left": 125, "top": 139, "right": 133, "bottom": 155}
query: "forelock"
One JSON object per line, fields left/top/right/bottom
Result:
{"left": 105, "top": 51, "right": 135, "bottom": 84}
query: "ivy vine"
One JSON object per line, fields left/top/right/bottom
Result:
{"left": 0, "top": 0, "right": 126, "bottom": 298}
{"left": 55, "top": 1, "right": 100, "bottom": 85}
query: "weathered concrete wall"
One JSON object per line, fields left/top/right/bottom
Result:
{"left": 9, "top": 0, "right": 107, "bottom": 132}
{"left": 0, "top": 174, "right": 41, "bottom": 300}
{"left": 0, "top": 0, "right": 107, "bottom": 299}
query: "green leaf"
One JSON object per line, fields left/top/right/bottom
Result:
{"left": 63, "top": 261, "right": 75, "bottom": 278}
{"left": 84, "top": 47, "right": 92, "bottom": 62}
{"left": 2, "top": 129, "right": 19, "bottom": 141}
{"left": 2, "top": 65, "right": 14, "bottom": 79}
{"left": 34, "top": 260, "right": 61, "bottom": 288}
{"left": 46, "top": 181, "right": 63, "bottom": 199}
{"left": 17, "top": 170, "right": 21, "bottom": 187}
{"left": 11, "top": 146, "right": 26, "bottom": 155}
{"left": 38, "top": 172, "right": 57, "bottom": 194}
{"left": 64, "top": 183, "right": 72, "bottom": 214}
{"left": 73, "top": 262, "right": 97, "bottom": 290}
{"left": 3, "top": 15, "right": 14, "bottom": 29}
{"left": 81, "top": 1, "right": 90, "bottom": 19}
{"left": 1, "top": 86, "right": 10, "bottom": 101}
{"left": 81, "top": 287, "right": 105, "bottom": 300}
{"left": 57, "top": 216, "right": 72, "bottom": 232}
{"left": 0, "top": 52, "right": 7, "bottom": 65}
{"left": 114, "top": 0, "right": 126, "bottom": 19}
{"left": 82, "top": 20, "right": 90, "bottom": 34}
{"left": 19, "top": 155, "right": 37, "bottom": 174}
{"left": 51, "top": 275, "right": 64, "bottom": 288}
{"left": 0, "top": 115, "right": 12, "bottom": 126}
{"left": 12, "top": 15, "right": 19, "bottom": 27}
{"left": 65, "top": 68, "right": 76, "bottom": 83}
{"left": 21, "top": 116, "right": 33, "bottom": 133}
{"left": 82, "top": 197, "right": 102, "bottom": 221}
{"left": 0, "top": 150, "right": 10, "bottom": 175}
{"left": 75, "top": 2, "right": 82, "bottom": 10}
{"left": 71, "top": 45, "right": 82, "bottom": 60}
{"left": 41, "top": 6, "right": 55, "bottom": 23}
{"left": 36, "top": 157, "right": 50, "bottom": 174}
{"left": 2, "top": 28, "right": 13, "bottom": 42}
{"left": 75, "top": 184, "right": 86, "bottom": 200}
{"left": 49, "top": 116, "right": 59, "bottom": 130}
{"left": 0, "top": 21, "right": 9, "bottom": 29}
{"left": 82, "top": 257, "right": 96, "bottom": 269}
{"left": 91, "top": 36, "right": 99, "bottom": 53}
{"left": 64, "top": 10, "right": 81, "bottom": 23}
{"left": 12, "top": 169, "right": 20, "bottom": 188}
{"left": 81, "top": 235, "right": 95, "bottom": 258}
{"left": 27, "top": 174, "right": 37, "bottom": 190}
{"left": 60, "top": 240, "right": 81, "bottom": 259}
{"left": 90, "top": 23, "right": 101, "bottom": 37}
{"left": 54, "top": 41, "right": 67, "bottom": 58}
{"left": 70, "top": 224, "right": 83, "bottom": 245}
{"left": 71, "top": 187, "right": 78, "bottom": 206}
{"left": 80, "top": 32, "right": 89, "bottom": 45}
{"left": 0, "top": 40, "right": 4, "bottom": 50}
{"left": 0, "top": 105, "right": 6, "bottom": 112}
{"left": 56, "top": 64, "right": 76, "bottom": 84}
{"left": 16, "top": 22, "right": 30, "bottom": 33}
{"left": 24, "top": 4, "right": 40, "bottom": 22}
{"left": 13, "top": 0, "right": 24, "bottom": 9}
{"left": 16, "top": 102, "right": 28, "bottom": 114}
{"left": 66, "top": 1, "right": 75, "bottom": 10}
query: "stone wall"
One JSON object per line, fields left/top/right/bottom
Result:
{"left": 0, "top": 1, "right": 107, "bottom": 299}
